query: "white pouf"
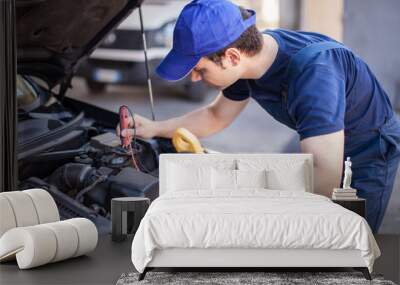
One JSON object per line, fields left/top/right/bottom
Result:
{"left": 0, "top": 189, "right": 98, "bottom": 269}
{"left": 0, "top": 196, "right": 17, "bottom": 237}
{"left": 24, "top": 188, "right": 60, "bottom": 224}
{"left": 0, "top": 218, "right": 98, "bottom": 269}
{"left": 1, "top": 191, "right": 39, "bottom": 228}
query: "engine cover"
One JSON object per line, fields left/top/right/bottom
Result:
{"left": 108, "top": 167, "right": 159, "bottom": 202}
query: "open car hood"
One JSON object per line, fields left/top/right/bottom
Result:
{"left": 17, "top": 0, "right": 143, "bottom": 88}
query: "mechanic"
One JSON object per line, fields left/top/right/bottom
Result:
{"left": 118, "top": 0, "right": 400, "bottom": 233}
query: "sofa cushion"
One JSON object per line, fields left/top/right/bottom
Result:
{"left": 0, "top": 190, "right": 60, "bottom": 238}
{"left": 24, "top": 189, "right": 60, "bottom": 224}
{"left": 0, "top": 196, "right": 17, "bottom": 237}
{"left": 0, "top": 191, "right": 39, "bottom": 228}
{"left": 0, "top": 218, "right": 97, "bottom": 269}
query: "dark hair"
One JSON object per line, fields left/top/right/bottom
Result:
{"left": 206, "top": 6, "right": 263, "bottom": 67}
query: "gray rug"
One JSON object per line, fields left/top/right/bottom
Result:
{"left": 116, "top": 271, "right": 396, "bottom": 285}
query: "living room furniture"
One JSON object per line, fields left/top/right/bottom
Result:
{"left": 111, "top": 197, "right": 150, "bottom": 242}
{"left": 131, "top": 153, "right": 380, "bottom": 281}
{"left": 0, "top": 189, "right": 98, "bottom": 269}
{"left": 332, "top": 198, "right": 366, "bottom": 218}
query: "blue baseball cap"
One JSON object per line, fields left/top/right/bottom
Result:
{"left": 155, "top": 0, "right": 256, "bottom": 81}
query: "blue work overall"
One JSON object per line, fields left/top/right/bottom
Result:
{"left": 287, "top": 42, "right": 400, "bottom": 233}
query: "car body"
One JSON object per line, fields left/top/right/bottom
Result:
{"left": 13, "top": 0, "right": 177, "bottom": 233}
{"left": 77, "top": 0, "right": 210, "bottom": 101}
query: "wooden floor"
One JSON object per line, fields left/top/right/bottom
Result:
{"left": 0, "top": 234, "right": 398, "bottom": 285}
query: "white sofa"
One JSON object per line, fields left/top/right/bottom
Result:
{"left": 0, "top": 189, "right": 98, "bottom": 269}
{"left": 132, "top": 153, "right": 380, "bottom": 281}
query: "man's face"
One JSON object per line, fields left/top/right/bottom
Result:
{"left": 190, "top": 54, "right": 243, "bottom": 90}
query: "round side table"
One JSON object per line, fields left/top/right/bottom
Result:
{"left": 111, "top": 197, "right": 150, "bottom": 242}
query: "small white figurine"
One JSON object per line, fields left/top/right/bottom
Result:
{"left": 332, "top": 157, "right": 357, "bottom": 199}
{"left": 342, "top": 157, "right": 353, "bottom": 189}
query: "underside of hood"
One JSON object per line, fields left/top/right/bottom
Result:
{"left": 17, "top": 0, "right": 143, "bottom": 88}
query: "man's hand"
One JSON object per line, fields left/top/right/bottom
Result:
{"left": 116, "top": 113, "right": 158, "bottom": 140}
{"left": 300, "top": 130, "right": 344, "bottom": 197}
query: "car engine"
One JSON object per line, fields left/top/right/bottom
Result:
{"left": 19, "top": 131, "right": 161, "bottom": 233}
{"left": 16, "top": 75, "right": 175, "bottom": 233}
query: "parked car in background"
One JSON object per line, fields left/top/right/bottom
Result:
{"left": 77, "top": 0, "right": 210, "bottom": 101}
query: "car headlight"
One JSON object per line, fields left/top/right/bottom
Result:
{"left": 154, "top": 21, "right": 175, "bottom": 48}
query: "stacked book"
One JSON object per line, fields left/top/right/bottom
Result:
{"left": 332, "top": 188, "right": 358, "bottom": 200}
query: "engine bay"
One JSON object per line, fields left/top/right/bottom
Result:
{"left": 16, "top": 75, "right": 175, "bottom": 233}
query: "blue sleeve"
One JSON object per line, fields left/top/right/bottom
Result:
{"left": 222, "top": 79, "right": 250, "bottom": 101}
{"left": 288, "top": 64, "right": 346, "bottom": 140}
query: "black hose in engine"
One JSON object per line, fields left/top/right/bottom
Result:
{"left": 47, "top": 163, "right": 99, "bottom": 197}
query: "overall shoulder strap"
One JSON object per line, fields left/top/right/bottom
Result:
{"left": 285, "top": 41, "right": 350, "bottom": 83}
